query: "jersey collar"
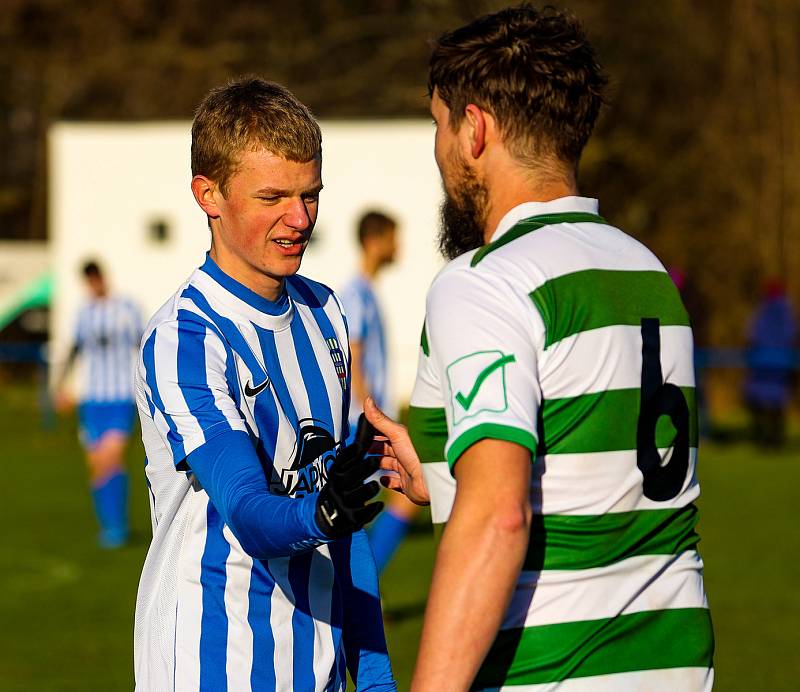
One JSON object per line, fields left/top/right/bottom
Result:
{"left": 489, "top": 196, "right": 600, "bottom": 243}
{"left": 197, "top": 253, "right": 294, "bottom": 330}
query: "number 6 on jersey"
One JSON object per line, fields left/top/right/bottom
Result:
{"left": 637, "top": 317, "right": 691, "bottom": 501}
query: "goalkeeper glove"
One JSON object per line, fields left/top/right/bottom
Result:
{"left": 315, "top": 414, "right": 383, "bottom": 538}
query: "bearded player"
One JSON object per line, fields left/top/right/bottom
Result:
{"left": 367, "top": 6, "right": 713, "bottom": 690}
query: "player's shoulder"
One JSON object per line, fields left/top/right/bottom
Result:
{"left": 110, "top": 294, "right": 141, "bottom": 316}
{"left": 75, "top": 299, "right": 93, "bottom": 320}
{"left": 427, "top": 248, "right": 503, "bottom": 307}
{"left": 476, "top": 213, "right": 668, "bottom": 285}
{"left": 141, "top": 273, "right": 213, "bottom": 344}
{"left": 338, "top": 273, "right": 371, "bottom": 301}
{"left": 287, "top": 274, "right": 344, "bottom": 313}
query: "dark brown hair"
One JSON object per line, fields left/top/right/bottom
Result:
{"left": 191, "top": 77, "right": 322, "bottom": 196}
{"left": 428, "top": 4, "right": 607, "bottom": 168}
{"left": 357, "top": 210, "right": 396, "bottom": 246}
{"left": 82, "top": 259, "right": 102, "bottom": 278}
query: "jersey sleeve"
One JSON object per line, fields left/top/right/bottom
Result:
{"left": 425, "top": 266, "right": 543, "bottom": 471}
{"left": 409, "top": 325, "right": 456, "bottom": 524}
{"left": 138, "top": 316, "right": 248, "bottom": 467}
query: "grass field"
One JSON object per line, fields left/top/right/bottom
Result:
{"left": 1, "top": 382, "right": 798, "bottom": 690}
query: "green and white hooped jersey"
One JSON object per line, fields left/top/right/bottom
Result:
{"left": 409, "top": 197, "right": 713, "bottom": 691}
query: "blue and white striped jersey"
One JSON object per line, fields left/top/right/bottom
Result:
{"left": 73, "top": 295, "right": 143, "bottom": 403}
{"left": 339, "top": 276, "right": 389, "bottom": 428}
{"left": 134, "top": 255, "right": 368, "bottom": 692}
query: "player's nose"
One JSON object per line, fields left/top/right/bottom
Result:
{"left": 283, "top": 197, "right": 313, "bottom": 230}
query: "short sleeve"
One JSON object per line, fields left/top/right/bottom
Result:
{"left": 425, "top": 267, "right": 543, "bottom": 470}
{"left": 409, "top": 330, "right": 456, "bottom": 524}
{"left": 339, "top": 279, "right": 367, "bottom": 342}
{"left": 139, "top": 316, "right": 248, "bottom": 466}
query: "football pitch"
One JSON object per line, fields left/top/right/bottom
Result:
{"left": 0, "top": 383, "right": 797, "bottom": 690}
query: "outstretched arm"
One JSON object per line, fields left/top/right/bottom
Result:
{"left": 186, "top": 430, "right": 327, "bottom": 559}
{"left": 186, "top": 423, "right": 384, "bottom": 559}
{"left": 142, "top": 318, "right": 381, "bottom": 558}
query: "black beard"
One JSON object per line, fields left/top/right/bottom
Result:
{"left": 437, "top": 166, "right": 489, "bottom": 261}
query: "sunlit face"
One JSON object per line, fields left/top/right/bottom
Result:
{"left": 85, "top": 273, "right": 106, "bottom": 298}
{"left": 381, "top": 228, "right": 398, "bottom": 265}
{"left": 210, "top": 148, "right": 322, "bottom": 294}
{"left": 431, "top": 90, "right": 460, "bottom": 196}
{"left": 366, "top": 227, "right": 398, "bottom": 268}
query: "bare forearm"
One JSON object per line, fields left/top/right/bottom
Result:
{"left": 56, "top": 345, "right": 79, "bottom": 390}
{"left": 411, "top": 498, "right": 530, "bottom": 690}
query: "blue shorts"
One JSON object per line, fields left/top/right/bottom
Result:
{"left": 78, "top": 401, "right": 136, "bottom": 448}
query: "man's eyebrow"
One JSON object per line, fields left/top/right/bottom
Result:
{"left": 253, "top": 183, "right": 323, "bottom": 196}
{"left": 254, "top": 187, "right": 289, "bottom": 196}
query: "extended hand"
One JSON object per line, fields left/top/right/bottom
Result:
{"left": 315, "top": 415, "right": 384, "bottom": 538}
{"left": 364, "top": 397, "right": 430, "bottom": 506}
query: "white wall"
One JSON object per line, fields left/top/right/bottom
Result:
{"left": 49, "top": 120, "right": 444, "bottom": 407}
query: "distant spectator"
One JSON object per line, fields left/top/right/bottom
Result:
{"left": 744, "top": 279, "right": 797, "bottom": 447}
{"left": 55, "top": 260, "right": 143, "bottom": 547}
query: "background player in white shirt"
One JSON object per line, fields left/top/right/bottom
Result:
{"left": 56, "top": 259, "right": 142, "bottom": 548}
{"left": 367, "top": 6, "right": 713, "bottom": 691}
{"left": 134, "top": 78, "right": 394, "bottom": 691}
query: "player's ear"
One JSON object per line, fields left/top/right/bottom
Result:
{"left": 191, "top": 175, "right": 222, "bottom": 219}
{"left": 464, "top": 103, "right": 488, "bottom": 160}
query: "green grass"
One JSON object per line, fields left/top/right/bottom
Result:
{"left": 0, "top": 383, "right": 798, "bottom": 690}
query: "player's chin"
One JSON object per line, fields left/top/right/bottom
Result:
{"left": 267, "top": 254, "right": 305, "bottom": 278}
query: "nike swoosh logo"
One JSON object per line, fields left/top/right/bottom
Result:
{"left": 244, "top": 378, "right": 270, "bottom": 397}
{"left": 454, "top": 354, "right": 516, "bottom": 411}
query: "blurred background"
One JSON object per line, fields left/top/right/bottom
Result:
{"left": 0, "top": 1, "right": 798, "bottom": 690}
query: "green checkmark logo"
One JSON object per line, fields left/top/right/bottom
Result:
{"left": 454, "top": 354, "right": 516, "bottom": 411}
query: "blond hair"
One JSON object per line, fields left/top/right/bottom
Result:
{"left": 191, "top": 77, "right": 322, "bottom": 196}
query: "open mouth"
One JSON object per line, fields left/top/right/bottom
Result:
{"left": 272, "top": 237, "right": 307, "bottom": 255}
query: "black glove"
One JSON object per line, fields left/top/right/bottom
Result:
{"left": 315, "top": 414, "right": 384, "bottom": 539}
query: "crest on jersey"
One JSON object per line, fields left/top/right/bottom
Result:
{"left": 327, "top": 337, "right": 347, "bottom": 390}
{"left": 269, "top": 418, "right": 337, "bottom": 498}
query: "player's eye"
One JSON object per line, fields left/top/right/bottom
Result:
{"left": 258, "top": 196, "right": 281, "bottom": 205}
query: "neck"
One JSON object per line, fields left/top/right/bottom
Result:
{"left": 360, "top": 254, "right": 381, "bottom": 280}
{"left": 481, "top": 161, "right": 578, "bottom": 243}
{"left": 209, "top": 243, "right": 284, "bottom": 302}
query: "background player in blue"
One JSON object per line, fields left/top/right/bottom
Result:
{"left": 133, "top": 77, "right": 395, "bottom": 691}
{"left": 56, "top": 259, "right": 142, "bottom": 548}
{"left": 340, "top": 211, "right": 415, "bottom": 573}
{"left": 340, "top": 211, "right": 396, "bottom": 436}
